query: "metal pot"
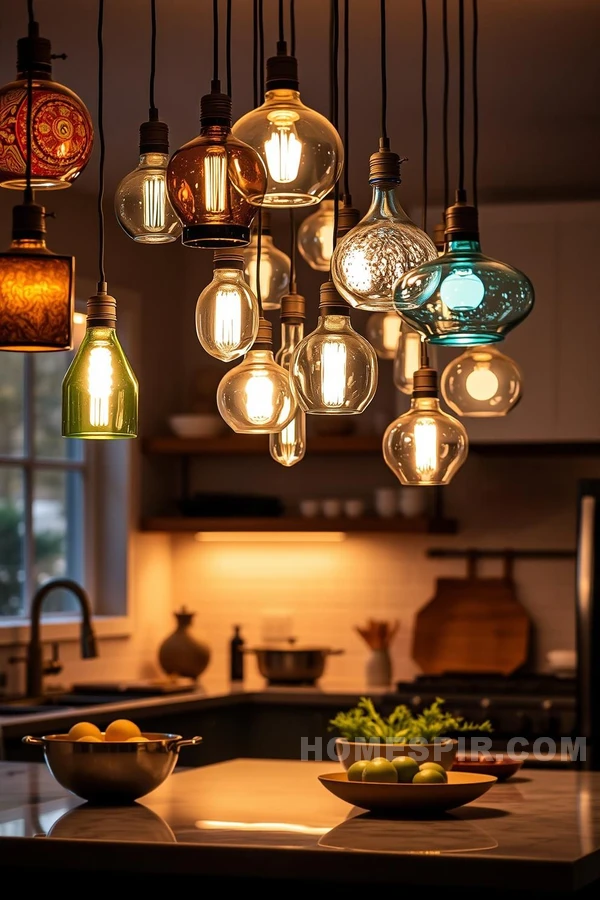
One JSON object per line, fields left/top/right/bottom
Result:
{"left": 248, "top": 641, "right": 344, "bottom": 685}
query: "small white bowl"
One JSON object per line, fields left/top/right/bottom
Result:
{"left": 168, "top": 414, "right": 226, "bottom": 439}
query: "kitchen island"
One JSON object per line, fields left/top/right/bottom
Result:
{"left": 0, "top": 760, "right": 598, "bottom": 895}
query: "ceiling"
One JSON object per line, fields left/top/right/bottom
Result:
{"left": 0, "top": 0, "right": 598, "bottom": 214}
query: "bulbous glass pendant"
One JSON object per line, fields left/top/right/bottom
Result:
{"left": 441, "top": 346, "right": 523, "bottom": 417}
{"left": 196, "top": 253, "right": 259, "bottom": 362}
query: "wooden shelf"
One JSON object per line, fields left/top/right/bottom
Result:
{"left": 141, "top": 516, "right": 457, "bottom": 534}
{"left": 142, "top": 434, "right": 382, "bottom": 456}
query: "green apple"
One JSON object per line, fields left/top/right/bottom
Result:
{"left": 362, "top": 757, "right": 398, "bottom": 783}
{"left": 391, "top": 756, "right": 420, "bottom": 783}
{"left": 347, "top": 760, "right": 370, "bottom": 782}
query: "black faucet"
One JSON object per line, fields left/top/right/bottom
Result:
{"left": 26, "top": 579, "right": 98, "bottom": 698}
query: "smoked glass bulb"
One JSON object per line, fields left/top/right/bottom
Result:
{"left": 270, "top": 297, "right": 306, "bottom": 466}
{"left": 196, "top": 252, "right": 259, "bottom": 362}
{"left": 383, "top": 368, "right": 468, "bottom": 486}
{"left": 115, "top": 120, "right": 182, "bottom": 244}
{"left": 217, "top": 319, "right": 296, "bottom": 434}
{"left": 441, "top": 346, "right": 523, "bottom": 417}
{"left": 291, "top": 282, "right": 378, "bottom": 415}
{"left": 242, "top": 216, "right": 290, "bottom": 310}
{"left": 366, "top": 311, "right": 402, "bottom": 360}
{"left": 297, "top": 200, "right": 336, "bottom": 270}
{"left": 62, "top": 291, "right": 138, "bottom": 439}
{"left": 395, "top": 194, "right": 534, "bottom": 346}
{"left": 331, "top": 146, "right": 436, "bottom": 312}
{"left": 167, "top": 88, "right": 266, "bottom": 248}
{"left": 232, "top": 46, "right": 343, "bottom": 207}
{"left": 0, "top": 23, "right": 93, "bottom": 190}
{"left": 393, "top": 329, "right": 424, "bottom": 395}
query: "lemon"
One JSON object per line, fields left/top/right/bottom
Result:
{"left": 347, "top": 760, "right": 369, "bottom": 782}
{"left": 104, "top": 719, "right": 141, "bottom": 742}
{"left": 392, "top": 756, "right": 420, "bottom": 783}
{"left": 126, "top": 736, "right": 149, "bottom": 742}
{"left": 362, "top": 757, "right": 398, "bottom": 783}
{"left": 77, "top": 735, "right": 103, "bottom": 743}
{"left": 67, "top": 722, "right": 103, "bottom": 741}
{"left": 413, "top": 769, "right": 447, "bottom": 784}
{"left": 419, "top": 762, "right": 447, "bottom": 776}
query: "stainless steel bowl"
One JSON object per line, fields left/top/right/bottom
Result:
{"left": 23, "top": 733, "right": 201, "bottom": 804}
{"left": 248, "top": 643, "right": 344, "bottom": 685}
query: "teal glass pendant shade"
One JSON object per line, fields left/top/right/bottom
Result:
{"left": 394, "top": 192, "right": 534, "bottom": 346}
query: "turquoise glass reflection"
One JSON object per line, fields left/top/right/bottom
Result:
{"left": 394, "top": 238, "right": 534, "bottom": 346}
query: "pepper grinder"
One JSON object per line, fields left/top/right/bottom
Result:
{"left": 230, "top": 625, "right": 245, "bottom": 682}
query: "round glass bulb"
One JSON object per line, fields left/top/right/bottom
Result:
{"left": 233, "top": 89, "right": 343, "bottom": 207}
{"left": 217, "top": 348, "right": 296, "bottom": 434}
{"left": 393, "top": 329, "right": 424, "bottom": 395}
{"left": 331, "top": 184, "right": 436, "bottom": 312}
{"left": 438, "top": 268, "right": 485, "bottom": 311}
{"left": 291, "top": 293, "right": 378, "bottom": 415}
{"left": 383, "top": 395, "right": 468, "bottom": 486}
{"left": 269, "top": 317, "right": 306, "bottom": 467}
{"left": 115, "top": 152, "right": 182, "bottom": 244}
{"left": 297, "top": 200, "right": 336, "bottom": 270}
{"left": 242, "top": 233, "right": 290, "bottom": 310}
{"left": 366, "top": 311, "right": 402, "bottom": 360}
{"left": 196, "top": 265, "right": 259, "bottom": 362}
{"left": 441, "top": 346, "right": 523, "bottom": 417}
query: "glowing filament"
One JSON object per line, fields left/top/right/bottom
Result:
{"left": 245, "top": 372, "right": 275, "bottom": 423}
{"left": 214, "top": 288, "right": 242, "bottom": 353}
{"left": 321, "top": 340, "right": 347, "bottom": 408}
{"left": 264, "top": 125, "right": 302, "bottom": 184}
{"left": 440, "top": 269, "right": 485, "bottom": 311}
{"left": 465, "top": 365, "right": 499, "bottom": 401}
{"left": 142, "top": 174, "right": 167, "bottom": 230}
{"left": 87, "top": 346, "right": 113, "bottom": 427}
{"left": 414, "top": 417, "right": 438, "bottom": 478}
{"left": 204, "top": 152, "right": 227, "bottom": 213}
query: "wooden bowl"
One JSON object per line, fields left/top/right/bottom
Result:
{"left": 452, "top": 756, "right": 524, "bottom": 781}
{"left": 335, "top": 738, "right": 458, "bottom": 772}
{"left": 318, "top": 771, "right": 497, "bottom": 814}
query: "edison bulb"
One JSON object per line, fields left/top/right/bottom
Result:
{"left": 366, "top": 312, "right": 402, "bottom": 360}
{"left": 62, "top": 292, "right": 138, "bottom": 439}
{"left": 291, "top": 282, "right": 378, "bottom": 415}
{"left": 196, "top": 252, "right": 259, "bottom": 362}
{"left": 393, "top": 329, "right": 423, "bottom": 395}
{"left": 441, "top": 346, "right": 522, "bottom": 417}
{"left": 331, "top": 145, "right": 436, "bottom": 312}
{"left": 232, "top": 45, "right": 343, "bottom": 206}
{"left": 242, "top": 216, "right": 290, "bottom": 310}
{"left": 270, "top": 295, "right": 306, "bottom": 467}
{"left": 297, "top": 200, "right": 336, "bottom": 271}
{"left": 217, "top": 319, "right": 295, "bottom": 434}
{"left": 383, "top": 367, "right": 468, "bottom": 486}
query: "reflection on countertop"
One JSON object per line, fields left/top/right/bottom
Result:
{"left": 0, "top": 760, "right": 599, "bottom": 890}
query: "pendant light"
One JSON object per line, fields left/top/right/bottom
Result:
{"left": 297, "top": 199, "right": 337, "bottom": 271}
{"left": 196, "top": 249, "right": 259, "bottom": 362}
{"left": 0, "top": 3, "right": 93, "bottom": 190}
{"left": 114, "top": 0, "right": 181, "bottom": 244}
{"left": 395, "top": 0, "right": 534, "bottom": 345}
{"left": 366, "top": 312, "right": 401, "bottom": 360}
{"left": 167, "top": 0, "right": 266, "bottom": 248}
{"left": 441, "top": 345, "right": 522, "bottom": 417}
{"left": 270, "top": 212, "right": 307, "bottom": 466}
{"left": 242, "top": 210, "right": 290, "bottom": 309}
{"left": 232, "top": 0, "right": 343, "bottom": 207}
{"left": 62, "top": 0, "right": 138, "bottom": 440}
{"left": 393, "top": 329, "right": 424, "bottom": 394}
{"left": 0, "top": 1, "right": 74, "bottom": 352}
{"left": 330, "top": 0, "right": 436, "bottom": 312}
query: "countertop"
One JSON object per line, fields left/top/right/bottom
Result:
{"left": 0, "top": 760, "right": 598, "bottom": 891}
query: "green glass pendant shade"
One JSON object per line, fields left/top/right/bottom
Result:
{"left": 62, "top": 323, "right": 138, "bottom": 439}
{"left": 394, "top": 194, "right": 534, "bottom": 346}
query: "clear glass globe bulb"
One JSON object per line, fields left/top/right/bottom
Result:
{"left": 291, "top": 283, "right": 378, "bottom": 415}
{"left": 269, "top": 308, "right": 306, "bottom": 467}
{"left": 115, "top": 152, "right": 182, "bottom": 244}
{"left": 196, "top": 258, "right": 259, "bottom": 362}
{"left": 217, "top": 323, "right": 296, "bottom": 434}
{"left": 366, "top": 311, "right": 402, "bottom": 360}
{"left": 297, "top": 200, "right": 336, "bottom": 271}
{"left": 393, "top": 328, "right": 424, "bottom": 395}
{"left": 438, "top": 268, "right": 485, "bottom": 311}
{"left": 242, "top": 231, "right": 290, "bottom": 310}
{"left": 441, "top": 346, "right": 523, "bottom": 417}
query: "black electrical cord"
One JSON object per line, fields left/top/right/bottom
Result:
{"left": 24, "top": 0, "right": 35, "bottom": 202}
{"left": 212, "top": 0, "right": 219, "bottom": 86}
{"left": 290, "top": 0, "right": 296, "bottom": 56}
{"left": 259, "top": 0, "right": 264, "bottom": 97}
{"left": 278, "top": 0, "right": 285, "bottom": 43}
{"left": 342, "top": 0, "right": 350, "bottom": 201}
{"left": 149, "top": 0, "right": 157, "bottom": 115}
{"left": 331, "top": 0, "right": 339, "bottom": 250}
{"left": 256, "top": 209, "right": 263, "bottom": 312}
{"left": 380, "top": 0, "right": 388, "bottom": 146}
{"left": 458, "top": 0, "right": 465, "bottom": 194}
{"left": 253, "top": 0, "right": 258, "bottom": 108}
{"left": 289, "top": 210, "right": 297, "bottom": 293}
{"left": 442, "top": 0, "right": 449, "bottom": 210}
{"left": 421, "top": 0, "right": 428, "bottom": 232}
{"left": 97, "top": 0, "right": 106, "bottom": 289}
{"left": 472, "top": 0, "right": 479, "bottom": 207}
{"left": 226, "top": 0, "right": 232, "bottom": 97}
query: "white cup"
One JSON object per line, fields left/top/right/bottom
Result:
{"left": 322, "top": 498, "right": 343, "bottom": 518}
{"left": 299, "top": 499, "right": 320, "bottom": 518}
{"left": 374, "top": 487, "right": 397, "bottom": 519}
{"left": 398, "top": 487, "right": 427, "bottom": 519}
{"left": 344, "top": 498, "right": 365, "bottom": 518}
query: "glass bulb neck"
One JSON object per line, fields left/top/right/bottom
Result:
{"left": 446, "top": 238, "right": 482, "bottom": 254}
{"left": 411, "top": 396, "right": 441, "bottom": 412}
{"left": 318, "top": 314, "right": 351, "bottom": 332}
{"left": 367, "top": 185, "right": 403, "bottom": 219}
{"left": 137, "top": 152, "right": 169, "bottom": 168}
{"left": 280, "top": 321, "right": 303, "bottom": 350}
{"left": 264, "top": 88, "right": 301, "bottom": 104}
{"left": 247, "top": 348, "right": 275, "bottom": 363}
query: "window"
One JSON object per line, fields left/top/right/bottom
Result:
{"left": 0, "top": 344, "right": 90, "bottom": 618}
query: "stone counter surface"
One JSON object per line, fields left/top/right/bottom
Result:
{"left": 0, "top": 761, "right": 598, "bottom": 891}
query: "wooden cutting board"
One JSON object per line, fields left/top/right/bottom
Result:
{"left": 412, "top": 563, "right": 531, "bottom": 675}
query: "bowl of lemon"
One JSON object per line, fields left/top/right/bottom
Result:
{"left": 23, "top": 719, "right": 201, "bottom": 804}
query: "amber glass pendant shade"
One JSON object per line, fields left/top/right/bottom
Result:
{"left": 167, "top": 86, "right": 266, "bottom": 248}
{"left": 0, "top": 23, "right": 93, "bottom": 190}
{"left": 0, "top": 201, "right": 73, "bottom": 350}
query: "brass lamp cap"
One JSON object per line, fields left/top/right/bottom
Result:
{"left": 280, "top": 292, "right": 305, "bottom": 323}
{"left": 87, "top": 286, "right": 117, "bottom": 327}
{"left": 266, "top": 42, "right": 299, "bottom": 91}
{"left": 369, "top": 140, "right": 402, "bottom": 186}
{"left": 445, "top": 190, "right": 479, "bottom": 241}
{"left": 413, "top": 366, "right": 438, "bottom": 399}
{"left": 139, "top": 116, "right": 169, "bottom": 155}
{"left": 200, "top": 83, "right": 232, "bottom": 126}
{"left": 337, "top": 203, "right": 361, "bottom": 237}
{"left": 12, "top": 201, "right": 46, "bottom": 241}
{"left": 319, "top": 281, "right": 349, "bottom": 316}
{"left": 17, "top": 21, "right": 52, "bottom": 76}
{"left": 253, "top": 317, "right": 273, "bottom": 350}
{"left": 214, "top": 249, "right": 244, "bottom": 270}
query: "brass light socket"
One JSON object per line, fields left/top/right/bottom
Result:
{"left": 12, "top": 202, "right": 46, "bottom": 241}
{"left": 87, "top": 286, "right": 117, "bottom": 327}
{"left": 253, "top": 317, "right": 273, "bottom": 350}
{"left": 412, "top": 366, "right": 439, "bottom": 399}
{"left": 17, "top": 21, "right": 52, "bottom": 77}
{"left": 266, "top": 42, "right": 299, "bottom": 91}
{"left": 280, "top": 292, "right": 305, "bottom": 323}
{"left": 213, "top": 249, "right": 244, "bottom": 270}
{"left": 369, "top": 140, "right": 402, "bottom": 186}
{"left": 318, "top": 280, "right": 349, "bottom": 316}
{"left": 337, "top": 204, "right": 361, "bottom": 237}
{"left": 444, "top": 190, "right": 480, "bottom": 241}
{"left": 139, "top": 117, "right": 169, "bottom": 155}
{"left": 200, "top": 84, "right": 232, "bottom": 126}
